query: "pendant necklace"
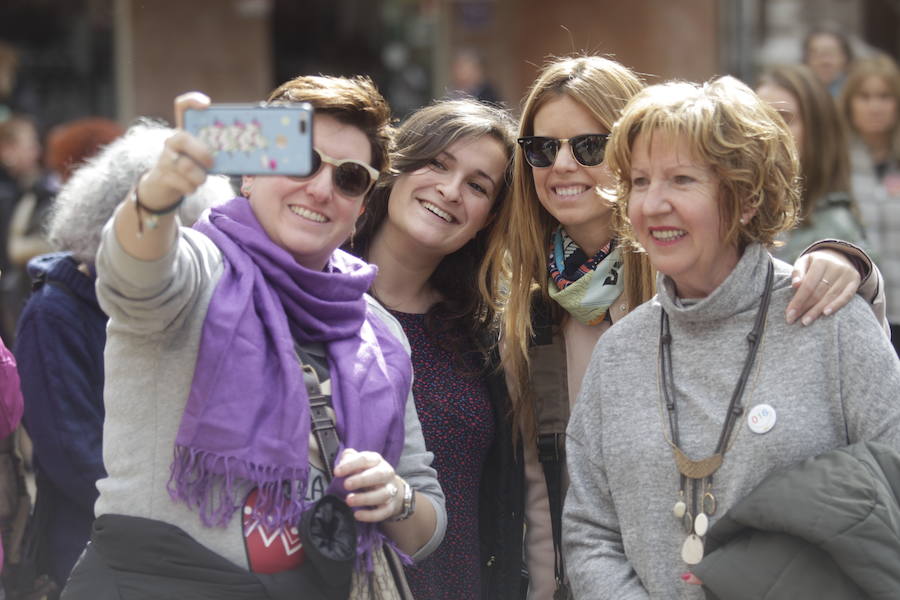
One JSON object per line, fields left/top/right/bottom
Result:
{"left": 658, "top": 259, "right": 773, "bottom": 565}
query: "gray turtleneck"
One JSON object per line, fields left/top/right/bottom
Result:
{"left": 563, "top": 243, "right": 900, "bottom": 600}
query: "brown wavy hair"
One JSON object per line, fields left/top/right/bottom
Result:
{"left": 348, "top": 99, "right": 516, "bottom": 362}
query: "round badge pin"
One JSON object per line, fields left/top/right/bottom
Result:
{"left": 747, "top": 403, "right": 776, "bottom": 434}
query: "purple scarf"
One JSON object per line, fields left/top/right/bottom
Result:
{"left": 169, "top": 197, "right": 411, "bottom": 557}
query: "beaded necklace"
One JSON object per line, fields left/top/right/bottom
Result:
{"left": 657, "top": 259, "right": 773, "bottom": 564}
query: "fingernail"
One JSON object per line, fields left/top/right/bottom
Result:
{"left": 786, "top": 309, "right": 796, "bottom": 323}
{"left": 801, "top": 316, "right": 811, "bottom": 326}
{"left": 792, "top": 276, "right": 801, "bottom": 285}
{"left": 681, "top": 573, "right": 692, "bottom": 581}
{"left": 824, "top": 307, "right": 832, "bottom": 316}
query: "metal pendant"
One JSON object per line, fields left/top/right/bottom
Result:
{"left": 681, "top": 510, "right": 693, "bottom": 534}
{"left": 681, "top": 534, "right": 704, "bottom": 565}
{"left": 703, "top": 491, "right": 717, "bottom": 516}
{"left": 672, "top": 446, "right": 723, "bottom": 480}
{"left": 673, "top": 499, "right": 686, "bottom": 519}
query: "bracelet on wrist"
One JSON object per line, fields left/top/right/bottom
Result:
{"left": 389, "top": 480, "right": 416, "bottom": 522}
{"left": 131, "top": 177, "right": 184, "bottom": 237}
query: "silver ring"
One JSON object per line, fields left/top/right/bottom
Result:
{"left": 821, "top": 278, "right": 832, "bottom": 286}
{"left": 386, "top": 482, "right": 398, "bottom": 498}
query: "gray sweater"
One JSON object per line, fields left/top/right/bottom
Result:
{"left": 94, "top": 221, "right": 446, "bottom": 570}
{"left": 563, "top": 243, "right": 900, "bottom": 600}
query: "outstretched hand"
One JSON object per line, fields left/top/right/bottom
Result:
{"left": 786, "top": 249, "right": 860, "bottom": 326}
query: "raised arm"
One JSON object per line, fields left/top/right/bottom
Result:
{"left": 114, "top": 93, "right": 213, "bottom": 262}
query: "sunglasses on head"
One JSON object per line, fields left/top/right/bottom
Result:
{"left": 290, "top": 149, "right": 380, "bottom": 197}
{"left": 517, "top": 134, "right": 610, "bottom": 168}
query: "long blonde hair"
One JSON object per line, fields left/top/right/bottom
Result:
{"left": 479, "top": 55, "right": 655, "bottom": 440}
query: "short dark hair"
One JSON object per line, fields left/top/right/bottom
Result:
{"left": 267, "top": 75, "right": 392, "bottom": 172}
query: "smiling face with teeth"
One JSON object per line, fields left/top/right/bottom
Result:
{"left": 627, "top": 131, "right": 740, "bottom": 299}
{"left": 380, "top": 134, "right": 507, "bottom": 261}
{"left": 531, "top": 94, "right": 614, "bottom": 256}
{"left": 242, "top": 114, "right": 371, "bottom": 271}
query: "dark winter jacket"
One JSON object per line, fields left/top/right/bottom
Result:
{"left": 695, "top": 441, "right": 900, "bottom": 600}
{"left": 14, "top": 252, "right": 108, "bottom": 587}
{"left": 479, "top": 346, "right": 526, "bottom": 600}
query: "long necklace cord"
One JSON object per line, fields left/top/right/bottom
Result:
{"left": 659, "top": 259, "right": 774, "bottom": 563}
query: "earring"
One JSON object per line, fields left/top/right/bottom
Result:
{"left": 241, "top": 182, "right": 253, "bottom": 198}
{"left": 349, "top": 227, "right": 356, "bottom": 248}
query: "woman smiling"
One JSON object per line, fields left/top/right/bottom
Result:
{"left": 563, "top": 76, "right": 900, "bottom": 599}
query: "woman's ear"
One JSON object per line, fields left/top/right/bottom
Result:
{"left": 739, "top": 206, "right": 758, "bottom": 225}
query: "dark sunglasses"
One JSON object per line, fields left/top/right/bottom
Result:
{"left": 289, "top": 148, "right": 380, "bottom": 197}
{"left": 517, "top": 134, "right": 610, "bottom": 168}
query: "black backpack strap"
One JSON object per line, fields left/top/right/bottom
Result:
{"left": 537, "top": 434, "right": 568, "bottom": 597}
{"left": 529, "top": 299, "right": 571, "bottom": 597}
{"left": 302, "top": 364, "right": 340, "bottom": 481}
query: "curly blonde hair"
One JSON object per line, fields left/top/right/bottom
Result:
{"left": 606, "top": 76, "right": 801, "bottom": 253}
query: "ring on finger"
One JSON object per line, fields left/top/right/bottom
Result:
{"left": 821, "top": 278, "right": 832, "bottom": 286}
{"left": 386, "top": 482, "right": 398, "bottom": 498}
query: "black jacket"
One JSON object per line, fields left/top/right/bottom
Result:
{"left": 62, "top": 505, "right": 356, "bottom": 600}
{"left": 695, "top": 442, "right": 900, "bottom": 600}
{"left": 479, "top": 346, "right": 527, "bottom": 600}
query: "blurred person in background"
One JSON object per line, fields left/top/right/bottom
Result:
{"left": 803, "top": 26, "right": 854, "bottom": 97}
{"left": 14, "top": 120, "right": 232, "bottom": 593}
{"left": 0, "top": 42, "right": 26, "bottom": 122}
{"left": 3, "top": 117, "right": 123, "bottom": 341}
{"left": 757, "top": 64, "right": 868, "bottom": 262}
{"left": 448, "top": 48, "right": 502, "bottom": 107}
{"left": 839, "top": 54, "right": 900, "bottom": 351}
{"left": 0, "top": 114, "right": 50, "bottom": 341}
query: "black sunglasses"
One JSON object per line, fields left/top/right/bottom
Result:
{"left": 517, "top": 134, "right": 610, "bottom": 168}
{"left": 289, "top": 148, "right": 380, "bottom": 197}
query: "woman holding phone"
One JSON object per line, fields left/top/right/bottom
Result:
{"left": 61, "top": 75, "right": 445, "bottom": 600}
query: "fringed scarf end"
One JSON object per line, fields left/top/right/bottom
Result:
{"left": 168, "top": 445, "right": 308, "bottom": 530}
